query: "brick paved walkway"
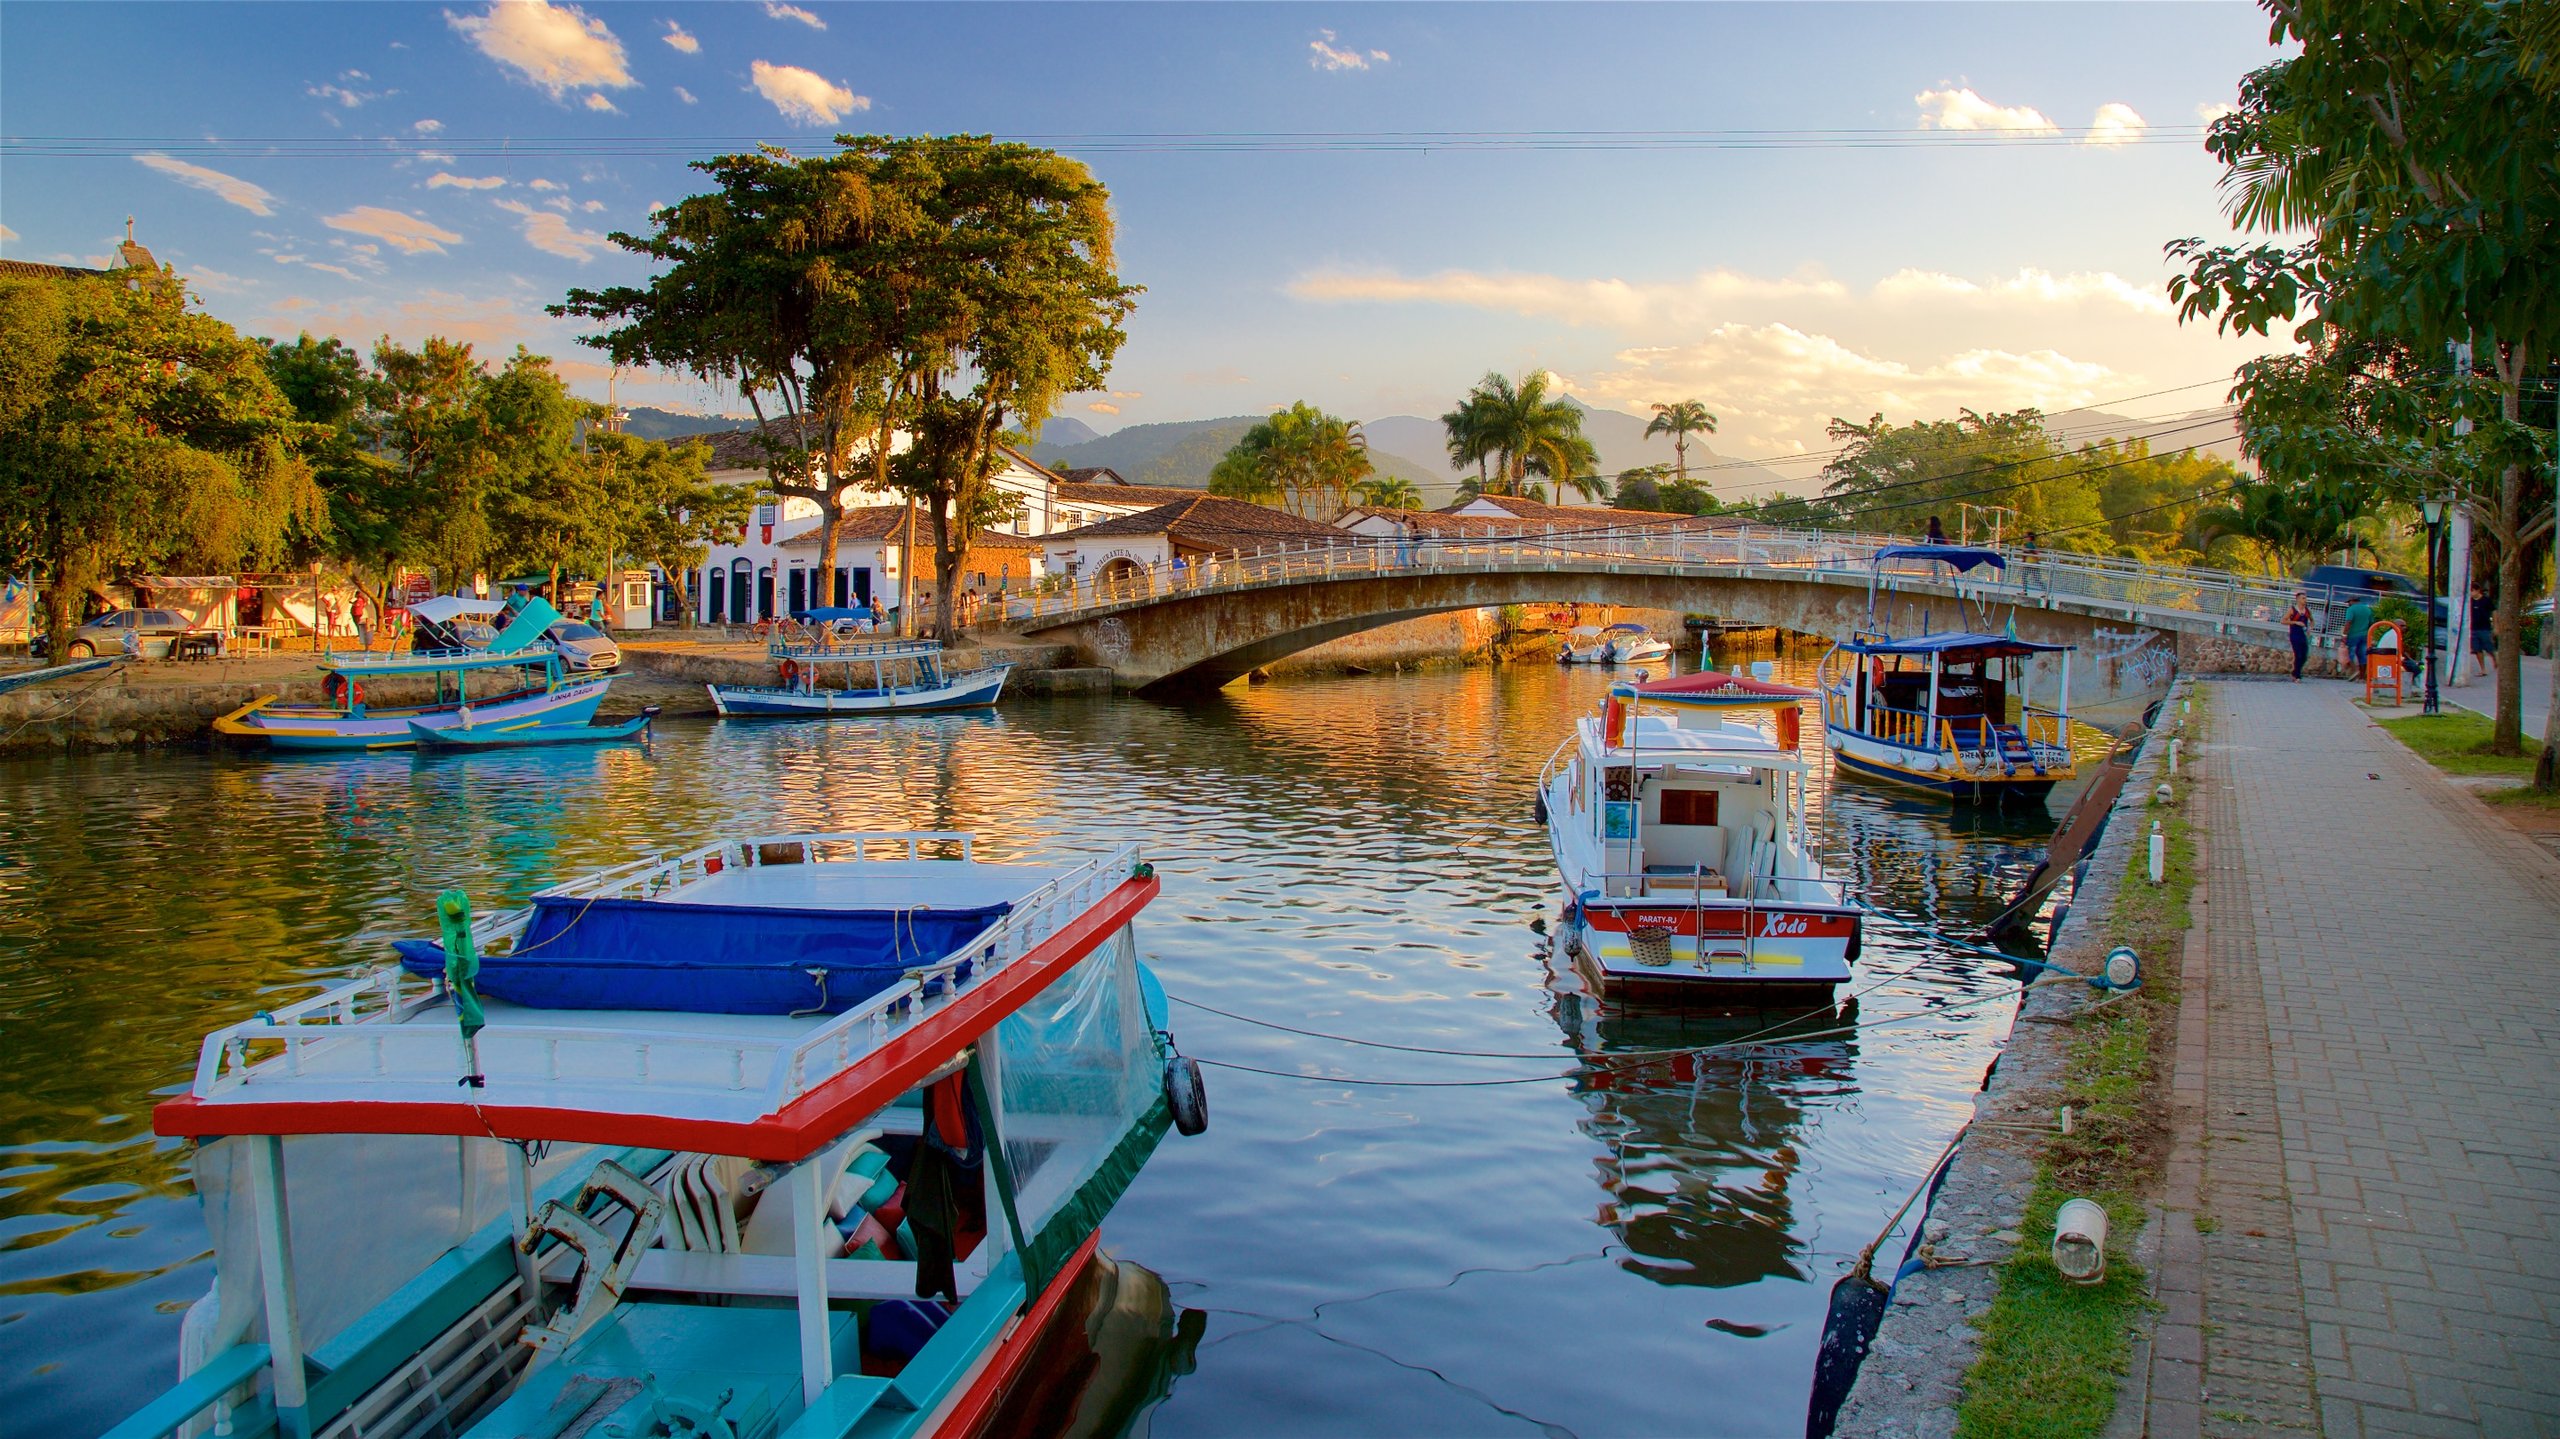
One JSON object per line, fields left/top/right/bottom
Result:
{"left": 2165, "top": 681, "right": 2560, "bottom": 1438}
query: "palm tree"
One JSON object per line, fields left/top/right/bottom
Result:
{"left": 1443, "top": 371, "right": 1593, "bottom": 500}
{"left": 1209, "top": 402, "right": 1373, "bottom": 520}
{"left": 1354, "top": 474, "right": 1423, "bottom": 510}
{"left": 1645, "top": 399, "right": 1718, "bottom": 489}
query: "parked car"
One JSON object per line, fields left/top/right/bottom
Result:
{"left": 542, "top": 621, "right": 621, "bottom": 672}
{"left": 2299, "top": 565, "right": 2444, "bottom": 630}
{"left": 48, "top": 608, "right": 200, "bottom": 659}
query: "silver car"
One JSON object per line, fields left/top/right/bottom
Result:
{"left": 543, "top": 621, "right": 621, "bottom": 672}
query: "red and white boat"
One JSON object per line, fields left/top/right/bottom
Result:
{"left": 1538, "top": 671, "right": 1863, "bottom": 1004}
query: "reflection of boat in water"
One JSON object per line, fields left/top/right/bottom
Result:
{"left": 1816, "top": 546, "right": 2078, "bottom": 805}
{"left": 968, "top": 1249, "right": 1204, "bottom": 1438}
{"left": 1539, "top": 675, "right": 1862, "bottom": 1004}
{"left": 128, "top": 830, "right": 1194, "bottom": 1439}
{"left": 1546, "top": 954, "right": 1857, "bottom": 1289}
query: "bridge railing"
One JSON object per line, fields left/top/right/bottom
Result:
{"left": 1001, "top": 521, "right": 2305, "bottom": 638}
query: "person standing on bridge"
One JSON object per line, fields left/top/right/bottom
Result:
{"left": 2285, "top": 591, "right": 2313, "bottom": 681}
{"left": 1926, "top": 516, "right": 1948, "bottom": 544}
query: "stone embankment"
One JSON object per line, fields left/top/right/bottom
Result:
{"left": 1833, "top": 678, "right": 2186, "bottom": 1438}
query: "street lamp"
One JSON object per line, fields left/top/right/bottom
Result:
{"left": 2421, "top": 495, "right": 2444, "bottom": 715}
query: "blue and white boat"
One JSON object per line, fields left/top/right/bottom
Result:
{"left": 214, "top": 599, "right": 611, "bottom": 751}
{"left": 709, "top": 638, "right": 1011, "bottom": 718}
{"left": 1814, "top": 546, "right": 2077, "bottom": 804}
{"left": 119, "top": 830, "right": 1198, "bottom": 1439}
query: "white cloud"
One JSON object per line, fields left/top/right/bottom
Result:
{"left": 580, "top": 199, "right": 606, "bottom": 212}
{"left": 1915, "top": 86, "right": 2058, "bottom": 134}
{"left": 413, "top": 118, "right": 446, "bottom": 133}
{"left": 270, "top": 252, "right": 362, "bottom": 281}
{"left": 1289, "top": 265, "right": 1847, "bottom": 328}
{"left": 1086, "top": 400, "right": 1122, "bottom": 415}
{"left": 661, "top": 19, "right": 699, "bottom": 52}
{"left": 496, "top": 198, "right": 610, "bottom": 260}
{"left": 0, "top": 223, "right": 17, "bottom": 243}
{"left": 1310, "top": 29, "right": 1384, "bottom": 72}
{"left": 2196, "top": 102, "right": 2238, "bottom": 125}
{"left": 308, "top": 82, "right": 384, "bottom": 109}
{"left": 183, "top": 264, "right": 253, "bottom": 294}
{"left": 447, "top": 1, "right": 634, "bottom": 99}
{"left": 2086, "top": 102, "right": 2146, "bottom": 148}
{"left": 323, "top": 205, "right": 463, "bottom": 254}
{"left": 1871, "top": 267, "right": 2171, "bottom": 316}
{"left": 134, "top": 153, "right": 277, "bottom": 215}
{"left": 763, "top": 2, "right": 825, "bottom": 29}
{"left": 528, "top": 178, "right": 563, "bottom": 190}
{"left": 673, "top": 86, "right": 697, "bottom": 104}
{"left": 583, "top": 91, "right": 618, "bottom": 113}
{"left": 416, "top": 150, "right": 458, "bottom": 164}
{"left": 749, "top": 60, "right": 864, "bottom": 125}
{"left": 427, "top": 172, "right": 508, "bottom": 190}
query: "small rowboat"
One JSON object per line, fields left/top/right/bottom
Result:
{"left": 408, "top": 706, "right": 659, "bottom": 750}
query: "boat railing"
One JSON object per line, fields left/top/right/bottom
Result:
{"left": 765, "top": 635, "right": 937, "bottom": 661}
{"left": 189, "top": 834, "right": 1143, "bottom": 1113}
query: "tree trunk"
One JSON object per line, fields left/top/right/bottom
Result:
{"left": 40, "top": 533, "right": 82, "bottom": 661}
{"left": 2489, "top": 345, "right": 2529, "bottom": 753}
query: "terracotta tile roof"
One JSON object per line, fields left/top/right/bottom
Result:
{"left": 1057, "top": 466, "right": 1125, "bottom": 486}
{"left": 699, "top": 429, "right": 780, "bottom": 472}
{"left": 776, "top": 505, "right": 1042, "bottom": 549}
{"left": 1447, "top": 494, "right": 1701, "bottom": 525}
{"left": 1050, "top": 495, "right": 1348, "bottom": 552}
{"left": 0, "top": 258, "right": 109, "bottom": 281}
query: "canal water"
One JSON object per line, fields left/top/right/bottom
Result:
{"left": 0, "top": 651, "right": 2094, "bottom": 1437}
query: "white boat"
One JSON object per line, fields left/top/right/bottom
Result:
{"left": 122, "top": 831, "right": 1197, "bottom": 1439}
{"left": 709, "top": 637, "right": 1012, "bottom": 717}
{"left": 1538, "top": 674, "right": 1862, "bottom": 1003}
{"left": 1559, "top": 622, "right": 1669, "bottom": 667}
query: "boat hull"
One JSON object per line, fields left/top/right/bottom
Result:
{"left": 217, "top": 677, "right": 613, "bottom": 751}
{"left": 1825, "top": 724, "right": 2062, "bottom": 805}
{"left": 409, "top": 710, "right": 654, "bottom": 750}
{"left": 708, "top": 665, "right": 1010, "bottom": 717}
{"left": 1562, "top": 893, "right": 1861, "bottom": 1004}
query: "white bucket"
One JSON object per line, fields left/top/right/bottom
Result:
{"left": 2052, "top": 1197, "right": 2109, "bottom": 1284}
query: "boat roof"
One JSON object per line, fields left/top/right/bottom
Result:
{"left": 1631, "top": 669, "right": 1816, "bottom": 705}
{"left": 1873, "top": 544, "right": 2006, "bottom": 573}
{"left": 485, "top": 597, "right": 568, "bottom": 655}
{"left": 1836, "top": 629, "right": 2072, "bottom": 659}
{"left": 773, "top": 636, "right": 946, "bottom": 662}
{"left": 1602, "top": 622, "right": 1651, "bottom": 634}
{"left": 152, "top": 836, "right": 1156, "bottom": 1163}
{"left": 322, "top": 645, "right": 564, "bottom": 677}
{"left": 1580, "top": 713, "right": 1809, "bottom": 773}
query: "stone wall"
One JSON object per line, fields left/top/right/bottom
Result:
{"left": 2176, "top": 629, "right": 2353, "bottom": 680}
{"left": 1267, "top": 609, "right": 1502, "bottom": 676}
{"left": 0, "top": 672, "right": 331, "bottom": 754}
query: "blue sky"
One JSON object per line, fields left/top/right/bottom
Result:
{"left": 1, "top": 2, "right": 2294, "bottom": 487}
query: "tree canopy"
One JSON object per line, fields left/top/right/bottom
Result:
{"left": 1441, "top": 372, "right": 1604, "bottom": 502}
{"left": 1209, "top": 402, "right": 1375, "bottom": 520}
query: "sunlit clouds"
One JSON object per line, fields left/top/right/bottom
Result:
{"left": 322, "top": 205, "right": 462, "bottom": 254}
{"left": 496, "top": 198, "right": 610, "bottom": 260}
{"left": 426, "top": 173, "right": 507, "bottom": 190}
{"left": 749, "top": 60, "right": 864, "bottom": 124}
{"left": 447, "top": 1, "right": 634, "bottom": 101}
{"left": 1309, "top": 30, "right": 1389, "bottom": 72}
{"left": 2086, "top": 102, "right": 2148, "bottom": 147}
{"left": 763, "top": 3, "right": 826, "bottom": 30}
{"left": 660, "top": 20, "right": 699, "bottom": 53}
{"left": 134, "top": 153, "right": 276, "bottom": 215}
{"left": 1916, "top": 86, "right": 2057, "bottom": 134}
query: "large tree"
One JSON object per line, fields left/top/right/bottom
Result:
{"left": 1208, "top": 402, "right": 1374, "bottom": 519}
{"left": 2168, "top": 0, "right": 2560, "bottom": 776}
{"left": 596, "top": 433, "right": 754, "bottom": 627}
{"left": 265, "top": 333, "right": 412, "bottom": 617}
{"left": 372, "top": 336, "right": 496, "bottom": 587}
{"left": 0, "top": 270, "right": 320, "bottom": 650}
{"left": 480, "top": 350, "right": 606, "bottom": 600}
{"left": 1442, "top": 371, "right": 1600, "bottom": 501}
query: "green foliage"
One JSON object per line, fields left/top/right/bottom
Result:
{"left": 0, "top": 270, "right": 320, "bottom": 646}
{"left": 2378, "top": 711, "right": 2540, "bottom": 778}
{"left": 1643, "top": 398, "right": 1718, "bottom": 493}
{"left": 594, "top": 432, "right": 752, "bottom": 625}
{"left": 1612, "top": 464, "right": 1719, "bottom": 516}
{"left": 2188, "top": 473, "right": 2380, "bottom": 574}
{"left": 1209, "top": 402, "right": 1374, "bottom": 519}
{"left": 1352, "top": 474, "right": 1423, "bottom": 511}
{"left": 1442, "top": 371, "right": 1603, "bottom": 502}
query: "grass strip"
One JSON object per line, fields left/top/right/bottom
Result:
{"left": 1956, "top": 694, "right": 2201, "bottom": 1439}
{"left": 2376, "top": 711, "right": 2560, "bottom": 810}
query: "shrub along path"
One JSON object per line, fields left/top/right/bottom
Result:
{"left": 2163, "top": 680, "right": 2560, "bottom": 1437}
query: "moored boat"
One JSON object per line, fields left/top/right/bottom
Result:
{"left": 1814, "top": 545, "right": 2077, "bottom": 805}
{"left": 120, "top": 830, "right": 1195, "bottom": 1439}
{"left": 1558, "top": 622, "right": 1670, "bottom": 667}
{"left": 408, "top": 706, "right": 659, "bottom": 750}
{"left": 710, "top": 638, "right": 1011, "bottom": 718}
{"left": 1538, "top": 673, "right": 1862, "bottom": 1003}
{"left": 212, "top": 598, "right": 611, "bottom": 751}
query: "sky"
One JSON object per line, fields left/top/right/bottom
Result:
{"left": 0, "top": 2, "right": 2298, "bottom": 493}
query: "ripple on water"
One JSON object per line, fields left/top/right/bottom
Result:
{"left": 0, "top": 653, "right": 2098, "bottom": 1437}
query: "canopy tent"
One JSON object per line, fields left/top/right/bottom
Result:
{"left": 409, "top": 596, "right": 507, "bottom": 625}
{"left": 1871, "top": 545, "right": 2006, "bottom": 573}
{"left": 1833, "top": 630, "right": 2071, "bottom": 663}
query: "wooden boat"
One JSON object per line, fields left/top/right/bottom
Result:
{"left": 212, "top": 599, "right": 610, "bottom": 751}
{"left": 709, "top": 638, "right": 1011, "bottom": 718}
{"left": 1558, "top": 622, "right": 1670, "bottom": 667}
{"left": 119, "top": 830, "right": 1197, "bottom": 1439}
{"left": 1815, "top": 547, "right": 2077, "bottom": 805}
{"left": 408, "top": 707, "right": 659, "bottom": 751}
{"left": 1538, "top": 674, "right": 1862, "bottom": 1003}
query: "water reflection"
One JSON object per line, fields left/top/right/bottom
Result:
{"left": 0, "top": 649, "right": 2099, "bottom": 1437}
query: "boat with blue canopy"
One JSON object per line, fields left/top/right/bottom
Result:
{"left": 709, "top": 637, "right": 1011, "bottom": 718}
{"left": 213, "top": 598, "right": 613, "bottom": 751}
{"left": 408, "top": 707, "right": 658, "bottom": 751}
{"left": 118, "top": 829, "right": 1200, "bottom": 1439}
{"left": 1815, "top": 546, "right": 2078, "bottom": 804}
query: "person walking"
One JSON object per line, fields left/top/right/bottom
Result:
{"left": 2285, "top": 591, "right": 2313, "bottom": 681}
{"left": 2343, "top": 591, "right": 2376, "bottom": 676}
{"left": 1925, "top": 515, "right": 1948, "bottom": 544}
{"left": 2470, "top": 582, "right": 2496, "bottom": 679}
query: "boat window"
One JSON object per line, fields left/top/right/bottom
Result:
{"left": 1660, "top": 789, "right": 1719, "bottom": 826}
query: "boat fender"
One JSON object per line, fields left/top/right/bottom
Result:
{"left": 778, "top": 659, "right": 800, "bottom": 688}
{"left": 1163, "top": 1054, "right": 1208, "bottom": 1136}
{"left": 1532, "top": 790, "right": 1549, "bottom": 826}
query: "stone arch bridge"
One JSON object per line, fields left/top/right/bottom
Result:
{"left": 1008, "top": 526, "right": 2300, "bottom": 703}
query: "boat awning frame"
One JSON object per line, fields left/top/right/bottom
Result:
{"left": 1832, "top": 630, "right": 2072, "bottom": 661}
